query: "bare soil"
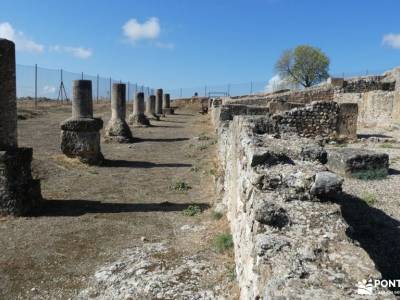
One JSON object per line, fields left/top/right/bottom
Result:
{"left": 0, "top": 102, "right": 238, "bottom": 299}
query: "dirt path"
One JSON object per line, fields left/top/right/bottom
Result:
{"left": 0, "top": 103, "right": 237, "bottom": 299}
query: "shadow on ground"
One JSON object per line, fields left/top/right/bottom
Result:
{"left": 357, "top": 133, "right": 393, "bottom": 139}
{"left": 389, "top": 168, "right": 400, "bottom": 176}
{"left": 102, "top": 159, "right": 192, "bottom": 168}
{"left": 333, "top": 192, "right": 400, "bottom": 293}
{"left": 149, "top": 125, "right": 184, "bottom": 129}
{"left": 136, "top": 137, "right": 190, "bottom": 143}
{"left": 32, "top": 200, "right": 210, "bottom": 217}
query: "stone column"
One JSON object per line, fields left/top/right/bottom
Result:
{"left": 162, "top": 93, "right": 174, "bottom": 115}
{"left": 146, "top": 95, "right": 159, "bottom": 120}
{"left": 155, "top": 88, "right": 163, "bottom": 115}
{"left": 128, "top": 92, "right": 150, "bottom": 126}
{"left": 0, "top": 39, "right": 17, "bottom": 150}
{"left": 60, "top": 80, "right": 104, "bottom": 165}
{"left": 105, "top": 83, "right": 134, "bottom": 143}
{"left": 0, "top": 39, "right": 42, "bottom": 216}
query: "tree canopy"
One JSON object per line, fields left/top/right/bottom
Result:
{"left": 275, "top": 45, "right": 330, "bottom": 88}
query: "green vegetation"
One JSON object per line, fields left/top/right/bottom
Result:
{"left": 170, "top": 180, "right": 192, "bottom": 192}
{"left": 361, "top": 193, "right": 377, "bottom": 206}
{"left": 352, "top": 168, "right": 387, "bottom": 180}
{"left": 211, "top": 211, "right": 223, "bottom": 220}
{"left": 225, "top": 264, "right": 236, "bottom": 281}
{"left": 198, "top": 144, "right": 208, "bottom": 151}
{"left": 275, "top": 44, "right": 330, "bottom": 88}
{"left": 182, "top": 204, "right": 202, "bottom": 216}
{"left": 333, "top": 143, "right": 348, "bottom": 148}
{"left": 198, "top": 134, "right": 210, "bottom": 141}
{"left": 213, "top": 233, "right": 234, "bottom": 253}
{"left": 380, "top": 142, "right": 394, "bottom": 149}
{"left": 190, "top": 166, "right": 200, "bottom": 172}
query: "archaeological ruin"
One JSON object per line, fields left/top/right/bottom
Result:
{"left": 146, "top": 94, "right": 159, "bottom": 120}
{"left": 2, "top": 41, "right": 400, "bottom": 300}
{"left": 128, "top": 91, "right": 150, "bottom": 126}
{"left": 60, "top": 80, "right": 104, "bottom": 165}
{"left": 104, "top": 83, "right": 134, "bottom": 143}
{"left": 162, "top": 93, "right": 174, "bottom": 115}
{"left": 155, "top": 88, "right": 163, "bottom": 116}
{"left": 0, "top": 39, "right": 42, "bottom": 216}
{"left": 206, "top": 70, "right": 400, "bottom": 298}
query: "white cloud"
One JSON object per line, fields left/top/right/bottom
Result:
{"left": 382, "top": 33, "right": 400, "bottom": 49}
{"left": 0, "top": 22, "right": 44, "bottom": 53}
{"left": 265, "top": 75, "right": 284, "bottom": 92}
{"left": 43, "top": 85, "right": 56, "bottom": 94}
{"left": 123, "top": 17, "right": 160, "bottom": 41}
{"left": 50, "top": 45, "right": 92, "bottom": 59}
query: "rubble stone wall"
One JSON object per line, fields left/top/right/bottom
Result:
{"left": 213, "top": 100, "right": 357, "bottom": 140}
{"left": 216, "top": 115, "right": 389, "bottom": 299}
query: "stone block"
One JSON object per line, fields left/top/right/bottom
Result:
{"left": 327, "top": 148, "right": 389, "bottom": 179}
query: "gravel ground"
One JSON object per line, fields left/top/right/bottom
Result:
{"left": 0, "top": 102, "right": 238, "bottom": 300}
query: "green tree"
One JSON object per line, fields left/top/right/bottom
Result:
{"left": 275, "top": 45, "right": 330, "bottom": 88}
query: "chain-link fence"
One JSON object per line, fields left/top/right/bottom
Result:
{"left": 16, "top": 63, "right": 390, "bottom": 104}
{"left": 164, "top": 69, "right": 389, "bottom": 99}
{"left": 16, "top": 64, "right": 155, "bottom": 105}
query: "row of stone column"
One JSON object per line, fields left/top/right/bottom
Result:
{"left": 0, "top": 38, "right": 174, "bottom": 216}
{"left": 60, "top": 83, "right": 174, "bottom": 165}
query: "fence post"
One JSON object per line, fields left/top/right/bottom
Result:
{"left": 204, "top": 85, "right": 207, "bottom": 97}
{"left": 96, "top": 74, "right": 99, "bottom": 103}
{"left": 227, "top": 83, "right": 230, "bottom": 96}
{"left": 250, "top": 81, "right": 253, "bottom": 94}
{"left": 81, "top": 72, "right": 84, "bottom": 80}
{"left": 109, "top": 77, "right": 112, "bottom": 102}
{"left": 180, "top": 88, "right": 182, "bottom": 98}
{"left": 34, "top": 64, "right": 38, "bottom": 109}
{"left": 127, "top": 81, "right": 130, "bottom": 102}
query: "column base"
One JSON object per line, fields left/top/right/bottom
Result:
{"left": 128, "top": 113, "right": 151, "bottom": 127}
{"left": 0, "top": 148, "right": 42, "bottom": 216}
{"left": 104, "top": 118, "right": 134, "bottom": 143}
{"left": 60, "top": 118, "right": 104, "bottom": 165}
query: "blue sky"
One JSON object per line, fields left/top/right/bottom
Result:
{"left": 0, "top": 0, "right": 399, "bottom": 90}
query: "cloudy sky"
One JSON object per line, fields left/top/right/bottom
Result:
{"left": 0, "top": 0, "right": 399, "bottom": 89}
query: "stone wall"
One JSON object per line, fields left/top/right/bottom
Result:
{"left": 216, "top": 115, "right": 390, "bottom": 299}
{"left": 335, "top": 90, "right": 400, "bottom": 127}
{"left": 212, "top": 100, "right": 357, "bottom": 141}
{"left": 223, "top": 69, "right": 399, "bottom": 128}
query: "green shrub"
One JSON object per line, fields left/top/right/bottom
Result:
{"left": 380, "top": 143, "right": 394, "bottom": 149}
{"left": 198, "top": 134, "right": 210, "bottom": 141}
{"left": 182, "top": 204, "right": 202, "bottom": 216}
{"left": 225, "top": 264, "right": 236, "bottom": 281}
{"left": 362, "top": 193, "right": 376, "bottom": 206}
{"left": 170, "top": 181, "right": 192, "bottom": 191}
{"left": 213, "top": 233, "right": 234, "bottom": 253}
{"left": 211, "top": 211, "right": 223, "bottom": 220}
{"left": 190, "top": 166, "right": 200, "bottom": 172}
{"left": 352, "top": 168, "right": 387, "bottom": 180}
{"left": 198, "top": 144, "right": 208, "bottom": 151}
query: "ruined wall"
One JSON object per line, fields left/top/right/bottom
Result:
{"left": 223, "top": 71, "right": 399, "bottom": 128}
{"left": 213, "top": 101, "right": 356, "bottom": 140}
{"left": 216, "top": 115, "right": 389, "bottom": 299}
{"left": 335, "top": 91, "right": 400, "bottom": 127}
{"left": 272, "top": 101, "right": 339, "bottom": 139}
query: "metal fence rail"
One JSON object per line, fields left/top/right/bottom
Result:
{"left": 16, "top": 64, "right": 155, "bottom": 105}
